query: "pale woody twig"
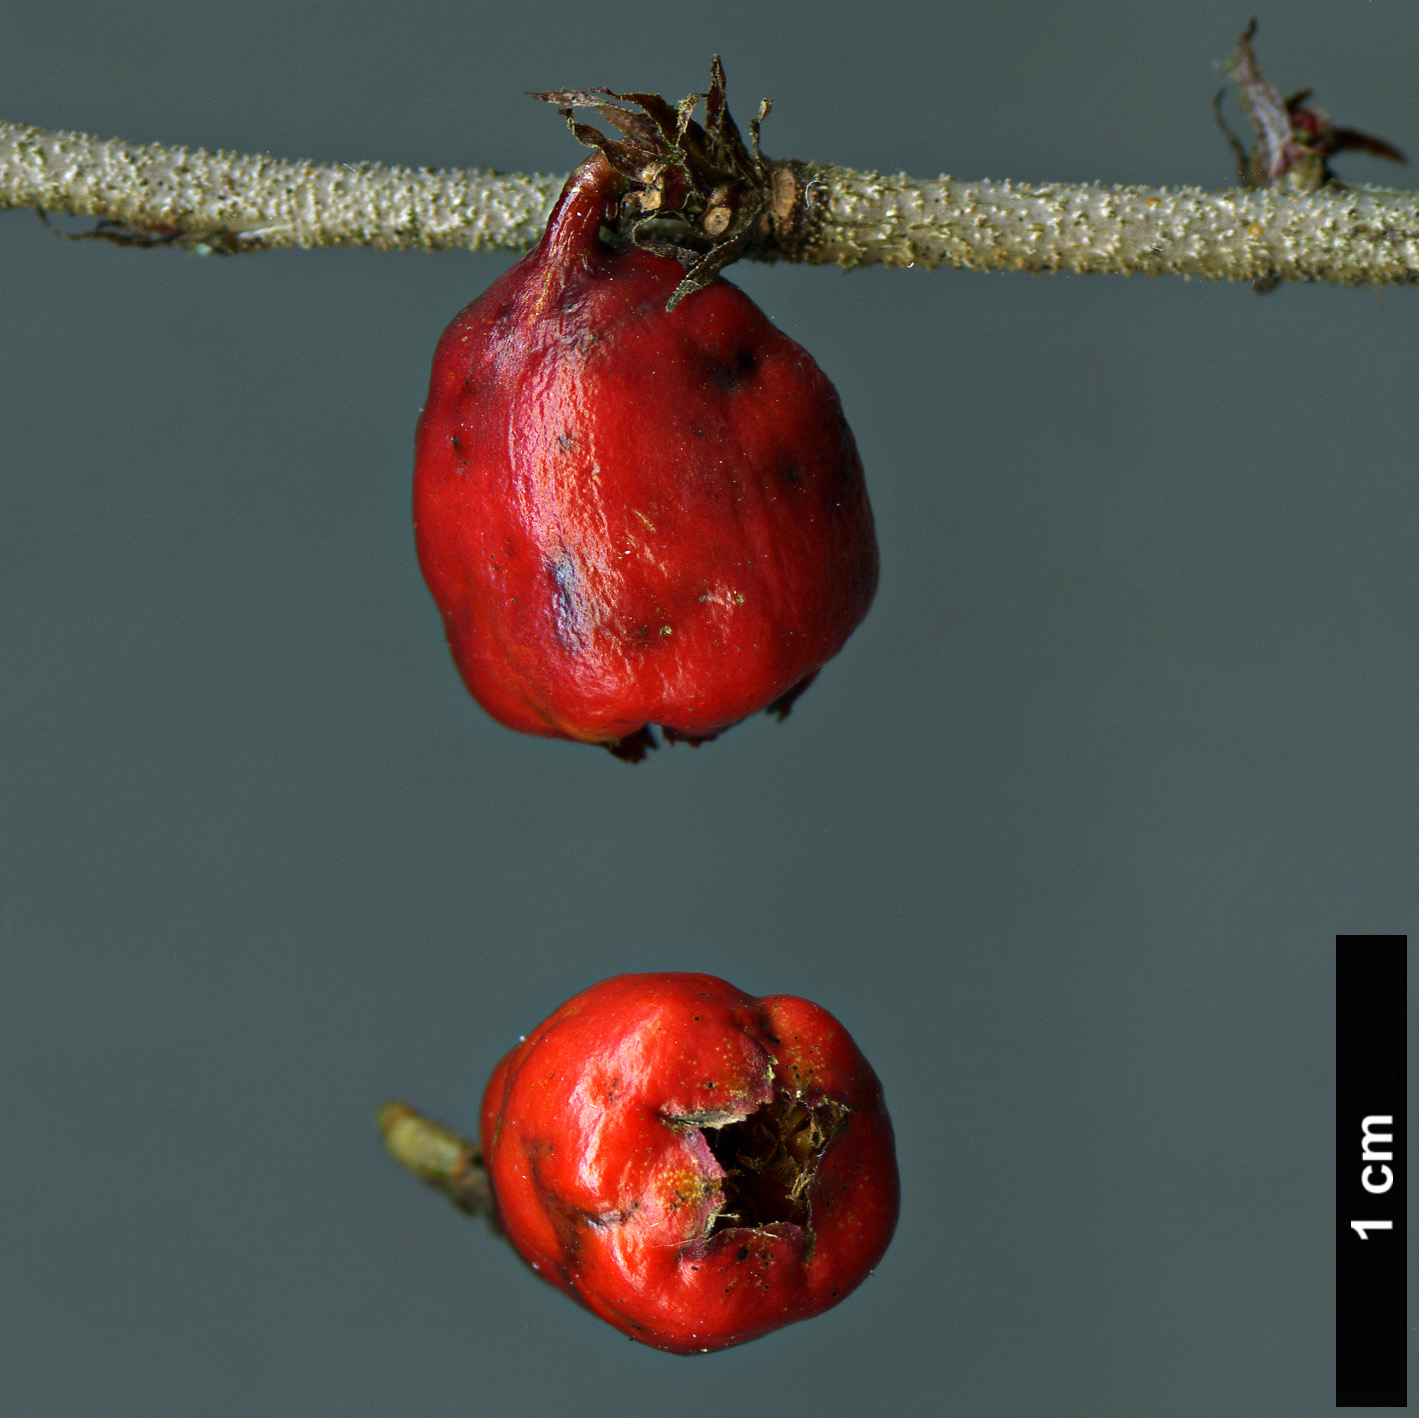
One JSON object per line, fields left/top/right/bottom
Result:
{"left": 0, "top": 121, "right": 565, "bottom": 253}
{"left": 814, "top": 167, "right": 1419, "bottom": 285}
{"left": 2, "top": 119, "right": 1417, "bottom": 285}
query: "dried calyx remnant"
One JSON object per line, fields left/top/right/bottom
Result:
{"left": 699, "top": 1092, "right": 846, "bottom": 1232}
{"left": 1217, "top": 19, "right": 1405, "bottom": 195}
{"left": 1215, "top": 20, "right": 1407, "bottom": 293}
{"left": 533, "top": 56, "right": 821, "bottom": 308}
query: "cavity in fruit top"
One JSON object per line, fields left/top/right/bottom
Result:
{"left": 479, "top": 971, "right": 899, "bottom": 1354}
{"left": 412, "top": 151, "right": 878, "bottom": 760}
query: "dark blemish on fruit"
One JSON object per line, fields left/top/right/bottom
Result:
{"left": 737, "top": 1247, "right": 750, "bottom": 1261}
{"left": 689, "top": 423, "right": 705, "bottom": 438}
{"left": 779, "top": 459, "right": 802, "bottom": 488}
{"left": 450, "top": 434, "right": 462, "bottom": 451}
{"left": 550, "top": 552, "right": 588, "bottom": 652}
{"left": 706, "top": 352, "right": 754, "bottom": 395}
{"left": 557, "top": 430, "right": 575, "bottom": 452}
{"left": 704, "top": 358, "right": 735, "bottom": 394}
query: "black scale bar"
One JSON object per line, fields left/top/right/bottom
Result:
{"left": 1336, "top": 935, "right": 1407, "bottom": 1407}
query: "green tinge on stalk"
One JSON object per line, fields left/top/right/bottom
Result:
{"left": 377, "top": 1102, "right": 493, "bottom": 1218}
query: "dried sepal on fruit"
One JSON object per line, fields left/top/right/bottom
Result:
{"left": 533, "top": 55, "right": 819, "bottom": 308}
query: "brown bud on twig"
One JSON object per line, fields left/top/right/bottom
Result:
{"left": 531, "top": 56, "right": 822, "bottom": 308}
{"left": 1214, "top": 20, "right": 1406, "bottom": 291}
{"left": 1216, "top": 19, "right": 1405, "bottom": 194}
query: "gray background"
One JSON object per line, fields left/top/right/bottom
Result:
{"left": 2, "top": 1, "right": 1415, "bottom": 1413}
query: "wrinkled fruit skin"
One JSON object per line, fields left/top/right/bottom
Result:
{"left": 479, "top": 972, "right": 899, "bottom": 1354}
{"left": 414, "top": 155, "right": 878, "bottom": 758}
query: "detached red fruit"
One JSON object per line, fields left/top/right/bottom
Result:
{"left": 480, "top": 972, "right": 898, "bottom": 1353}
{"left": 413, "top": 154, "right": 878, "bottom": 759}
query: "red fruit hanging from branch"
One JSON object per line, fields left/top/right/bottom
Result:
{"left": 412, "top": 65, "right": 877, "bottom": 760}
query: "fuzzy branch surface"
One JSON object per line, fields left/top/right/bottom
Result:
{"left": 3, "top": 120, "right": 1417, "bottom": 285}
